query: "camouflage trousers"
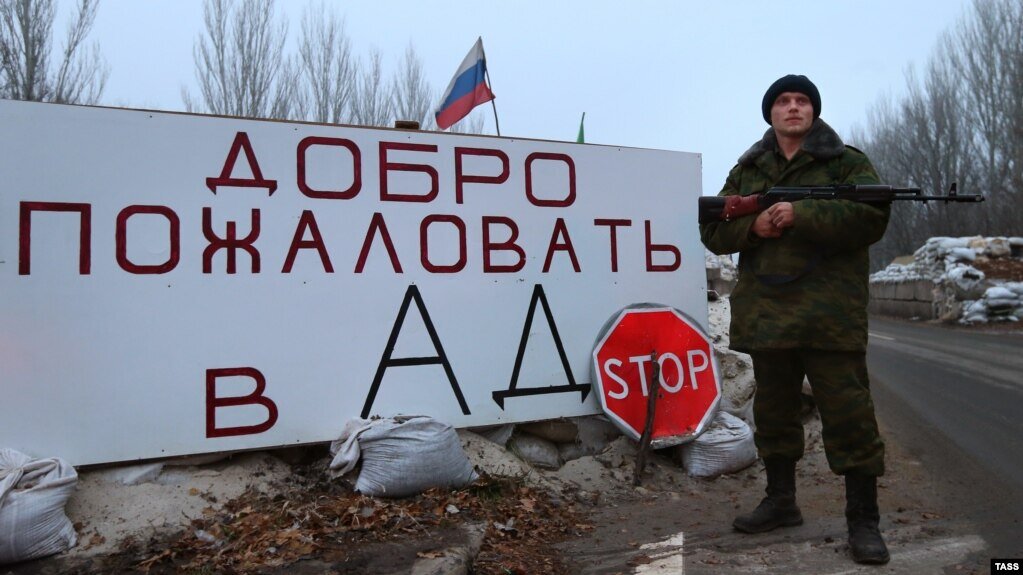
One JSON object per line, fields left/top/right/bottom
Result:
{"left": 748, "top": 349, "right": 885, "bottom": 476}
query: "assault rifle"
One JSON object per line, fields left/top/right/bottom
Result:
{"left": 698, "top": 183, "right": 984, "bottom": 224}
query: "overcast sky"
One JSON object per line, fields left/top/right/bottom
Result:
{"left": 89, "top": 0, "right": 971, "bottom": 195}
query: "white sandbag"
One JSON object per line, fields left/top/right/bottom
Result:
{"left": 468, "top": 424, "right": 515, "bottom": 447}
{"left": 985, "top": 237, "right": 1011, "bottom": 258}
{"left": 943, "top": 265, "right": 985, "bottom": 299}
{"left": 946, "top": 247, "right": 976, "bottom": 263}
{"left": 508, "top": 433, "right": 562, "bottom": 470}
{"left": 984, "top": 286, "right": 1017, "bottom": 301}
{"left": 329, "top": 418, "right": 389, "bottom": 475}
{"left": 329, "top": 416, "right": 478, "bottom": 498}
{"left": 0, "top": 449, "right": 78, "bottom": 564}
{"left": 679, "top": 412, "right": 757, "bottom": 478}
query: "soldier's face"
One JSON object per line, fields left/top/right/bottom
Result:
{"left": 770, "top": 92, "right": 814, "bottom": 138}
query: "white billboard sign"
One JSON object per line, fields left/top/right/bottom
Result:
{"left": 0, "top": 100, "right": 704, "bottom": 465}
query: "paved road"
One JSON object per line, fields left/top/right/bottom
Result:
{"left": 565, "top": 318, "right": 1019, "bottom": 574}
{"left": 868, "top": 317, "right": 1023, "bottom": 558}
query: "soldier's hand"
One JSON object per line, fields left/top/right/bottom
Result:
{"left": 751, "top": 210, "right": 783, "bottom": 238}
{"left": 766, "top": 202, "right": 795, "bottom": 229}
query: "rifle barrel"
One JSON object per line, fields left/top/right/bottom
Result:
{"left": 698, "top": 183, "right": 984, "bottom": 224}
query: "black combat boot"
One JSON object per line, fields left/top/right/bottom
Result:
{"left": 733, "top": 457, "right": 803, "bottom": 533}
{"left": 845, "top": 473, "right": 890, "bottom": 564}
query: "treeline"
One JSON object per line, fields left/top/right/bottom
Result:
{"left": 0, "top": 0, "right": 483, "bottom": 132}
{"left": 851, "top": 0, "right": 1022, "bottom": 271}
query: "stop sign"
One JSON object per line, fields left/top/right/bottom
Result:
{"left": 591, "top": 306, "right": 721, "bottom": 448}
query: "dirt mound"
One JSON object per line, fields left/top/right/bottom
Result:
{"left": 973, "top": 257, "right": 1023, "bottom": 282}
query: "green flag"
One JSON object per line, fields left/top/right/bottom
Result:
{"left": 576, "top": 112, "right": 585, "bottom": 143}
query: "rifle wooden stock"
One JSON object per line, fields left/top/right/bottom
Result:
{"left": 698, "top": 183, "right": 983, "bottom": 224}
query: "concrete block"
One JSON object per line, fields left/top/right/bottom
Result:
{"left": 913, "top": 280, "right": 935, "bottom": 302}
{"left": 869, "top": 298, "right": 935, "bottom": 319}
{"left": 872, "top": 281, "right": 897, "bottom": 299}
{"left": 895, "top": 282, "right": 916, "bottom": 301}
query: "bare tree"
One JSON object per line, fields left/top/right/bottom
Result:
{"left": 0, "top": 0, "right": 107, "bottom": 103}
{"left": 390, "top": 42, "right": 434, "bottom": 129}
{"left": 350, "top": 48, "right": 390, "bottom": 127}
{"left": 182, "top": 0, "right": 487, "bottom": 134}
{"left": 943, "top": 0, "right": 1023, "bottom": 229}
{"left": 858, "top": 0, "right": 1022, "bottom": 270}
{"left": 183, "top": 0, "right": 295, "bottom": 120}
{"left": 294, "top": 2, "right": 354, "bottom": 124}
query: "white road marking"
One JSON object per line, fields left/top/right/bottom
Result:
{"left": 868, "top": 331, "right": 896, "bottom": 341}
{"left": 636, "top": 532, "right": 686, "bottom": 574}
{"left": 825, "top": 535, "right": 986, "bottom": 575}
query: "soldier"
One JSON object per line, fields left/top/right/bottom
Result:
{"left": 700, "top": 74, "right": 890, "bottom": 564}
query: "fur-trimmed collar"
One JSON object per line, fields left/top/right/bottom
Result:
{"left": 737, "top": 119, "right": 845, "bottom": 166}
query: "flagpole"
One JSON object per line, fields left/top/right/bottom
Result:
{"left": 478, "top": 37, "right": 501, "bottom": 136}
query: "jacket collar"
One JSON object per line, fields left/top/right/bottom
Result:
{"left": 737, "top": 119, "right": 845, "bottom": 167}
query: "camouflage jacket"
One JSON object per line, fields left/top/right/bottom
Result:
{"left": 700, "top": 120, "right": 889, "bottom": 352}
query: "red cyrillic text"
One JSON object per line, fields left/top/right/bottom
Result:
{"left": 282, "top": 210, "right": 333, "bottom": 273}
{"left": 525, "top": 152, "right": 576, "bottom": 208}
{"left": 297, "top": 136, "right": 361, "bottom": 200}
{"left": 205, "top": 367, "right": 279, "bottom": 438}
{"left": 355, "top": 212, "right": 403, "bottom": 273}
{"left": 15, "top": 207, "right": 683, "bottom": 275}
{"left": 645, "top": 220, "right": 680, "bottom": 272}
{"left": 543, "top": 217, "right": 581, "bottom": 273}
{"left": 454, "top": 147, "right": 509, "bottom": 204}
{"left": 206, "top": 132, "right": 278, "bottom": 195}
{"left": 420, "top": 214, "right": 467, "bottom": 273}
{"left": 379, "top": 142, "right": 439, "bottom": 203}
{"left": 19, "top": 201, "right": 92, "bottom": 275}
{"left": 203, "top": 207, "right": 261, "bottom": 274}
{"left": 482, "top": 216, "right": 525, "bottom": 273}
{"left": 116, "top": 205, "right": 180, "bottom": 274}
{"left": 594, "top": 218, "right": 632, "bottom": 272}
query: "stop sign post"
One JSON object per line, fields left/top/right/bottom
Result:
{"left": 591, "top": 307, "right": 721, "bottom": 448}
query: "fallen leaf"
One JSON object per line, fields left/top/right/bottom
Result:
{"left": 136, "top": 548, "right": 173, "bottom": 573}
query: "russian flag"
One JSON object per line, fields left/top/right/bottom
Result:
{"left": 435, "top": 38, "right": 494, "bottom": 130}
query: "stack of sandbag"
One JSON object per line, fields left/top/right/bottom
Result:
{"left": 705, "top": 251, "right": 738, "bottom": 296}
{"left": 329, "top": 416, "right": 478, "bottom": 497}
{"left": 915, "top": 237, "right": 984, "bottom": 277}
{"left": 0, "top": 449, "right": 78, "bottom": 564}
{"left": 870, "top": 236, "right": 1023, "bottom": 323}
{"left": 705, "top": 251, "right": 737, "bottom": 282}
{"left": 962, "top": 284, "right": 1023, "bottom": 323}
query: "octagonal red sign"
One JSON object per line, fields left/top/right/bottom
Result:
{"left": 591, "top": 306, "right": 721, "bottom": 448}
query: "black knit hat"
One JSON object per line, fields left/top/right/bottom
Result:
{"left": 762, "top": 74, "right": 821, "bottom": 124}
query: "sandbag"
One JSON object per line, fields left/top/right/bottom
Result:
{"left": 679, "top": 412, "right": 757, "bottom": 478}
{"left": 330, "top": 416, "right": 478, "bottom": 497}
{"left": 0, "top": 449, "right": 78, "bottom": 564}
{"left": 508, "top": 433, "right": 562, "bottom": 470}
